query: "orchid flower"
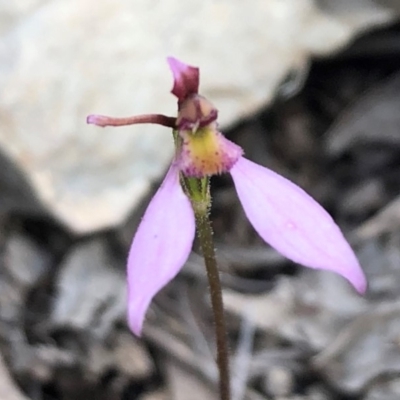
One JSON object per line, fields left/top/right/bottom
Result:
{"left": 87, "top": 57, "right": 367, "bottom": 336}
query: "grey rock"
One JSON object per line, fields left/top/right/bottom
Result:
{"left": 5, "top": 233, "right": 52, "bottom": 289}
{"left": 340, "top": 178, "right": 387, "bottom": 221}
{"left": 0, "top": 0, "right": 396, "bottom": 233}
{"left": 304, "top": 385, "right": 331, "bottom": 400}
{"left": 314, "top": 304, "right": 400, "bottom": 394}
{"left": 165, "top": 360, "right": 218, "bottom": 400}
{"left": 326, "top": 72, "right": 400, "bottom": 157}
{"left": 0, "top": 352, "right": 28, "bottom": 400}
{"left": 137, "top": 390, "right": 168, "bottom": 400}
{"left": 51, "top": 239, "right": 126, "bottom": 337}
{"left": 356, "top": 195, "right": 400, "bottom": 239}
{"left": 356, "top": 234, "right": 400, "bottom": 299}
{"left": 365, "top": 378, "right": 400, "bottom": 400}
{"left": 263, "top": 366, "right": 294, "bottom": 397}
{"left": 223, "top": 268, "right": 367, "bottom": 351}
{"left": 0, "top": 232, "right": 51, "bottom": 324}
{"left": 0, "top": 150, "right": 43, "bottom": 216}
{"left": 87, "top": 332, "right": 154, "bottom": 381}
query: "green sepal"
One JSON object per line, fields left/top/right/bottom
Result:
{"left": 180, "top": 174, "right": 210, "bottom": 214}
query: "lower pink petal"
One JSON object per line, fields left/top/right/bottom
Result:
{"left": 230, "top": 158, "right": 366, "bottom": 293}
{"left": 127, "top": 164, "right": 195, "bottom": 335}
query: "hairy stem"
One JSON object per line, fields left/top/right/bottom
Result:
{"left": 195, "top": 210, "right": 231, "bottom": 400}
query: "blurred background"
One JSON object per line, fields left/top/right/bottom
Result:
{"left": 1, "top": 0, "right": 400, "bottom": 399}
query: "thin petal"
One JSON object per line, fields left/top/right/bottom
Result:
{"left": 127, "top": 164, "right": 195, "bottom": 335}
{"left": 230, "top": 158, "right": 367, "bottom": 293}
{"left": 86, "top": 114, "right": 176, "bottom": 128}
{"left": 167, "top": 57, "right": 199, "bottom": 101}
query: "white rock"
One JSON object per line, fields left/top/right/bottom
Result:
{"left": 0, "top": 0, "right": 396, "bottom": 233}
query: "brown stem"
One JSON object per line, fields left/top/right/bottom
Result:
{"left": 195, "top": 211, "right": 231, "bottom": 400}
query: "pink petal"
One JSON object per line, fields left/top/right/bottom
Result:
{"left": 127, "top": 164, "right": 195, "bottom": 335}
{"left": 167, "top": 57, "right": 199, "bottom": 102}
{"left": 230, "top": 158, "right": 367, "bottom": 293}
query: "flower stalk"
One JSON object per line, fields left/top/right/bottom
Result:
{"left": 195, "top": 209, "right": 231, "bottom": 400}
{"left": 183, "top": 173, "right": 231, "bottom": 400}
